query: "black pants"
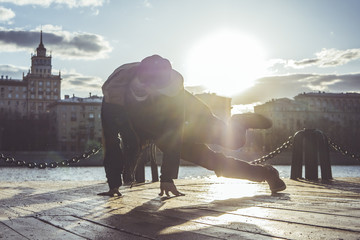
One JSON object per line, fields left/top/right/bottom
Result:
{"left": 101, "top": 101, "right": 138, "bottom": 189}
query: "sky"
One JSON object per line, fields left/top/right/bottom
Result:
{"left": 1, "top": 0, "right": 360, "bottom": 112}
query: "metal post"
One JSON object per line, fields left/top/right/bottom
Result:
{"left": 135, "top": 157, "right": 145, "bottom": 183}
{"left": 291, "top": 130, "right": 304, "bottom": 179}
{"left": 135, "top": 142, "right": 158, "bottom": 183}
{"left": 304, "top": 129, "right": 318, "bottom": 180}
{"left": 317, "top": 131, "right": 332, "bottom": 180}
{"left": 291, "top": 129, "right": 332, "bottom": 180}
{"left": 149, "top": 143, "right": 159, "bottom": 182}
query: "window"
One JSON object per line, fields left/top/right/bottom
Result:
{"left": 39, "top": 81, "right": 43, "bottom": 86}
{"left": 71, "top": 112, "right": 77, "bottom": 121}
{"left": 46, "top": 81, "right": 50, "bottom": 86}
{"left": 8, "top": 93, "right": 12, "bottom": 98}
{"left": 89, "top": 113, "right": 94, "bottom": 118}
{"left": 15, "top": 94, "right": 19, "bottom": 98}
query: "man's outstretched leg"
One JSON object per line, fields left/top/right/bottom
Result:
{"left": 181, "top": 143, "right": 286, "bottom": 193}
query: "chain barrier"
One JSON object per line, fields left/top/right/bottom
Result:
{"left": 249, "top": 133, "right": 360, "bottom": 165}
{"left": 250, "top": 136, "right": 293, "bottom": 165}
{"left": 328, "top": 137, "right": 360, "bottom": 163}
{"left": 0, "top": 146, "right": 102, "bottom": 169}
{"left": 1, "top": 131, "right": 358, "bottom": 169}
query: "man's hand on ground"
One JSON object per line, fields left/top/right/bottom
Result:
{"left": 159, "top": 182, "right": 185, "bottom": 197}
{"left": 97, "top": 188, "right": 122, "bottom": 197}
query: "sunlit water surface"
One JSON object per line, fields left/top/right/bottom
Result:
{"left": 0, "top": 165, "right": 359, "bottom": 182}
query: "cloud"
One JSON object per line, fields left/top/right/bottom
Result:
{"left": 0, "top": 6, "right": 15, "bottom": 23}
{"left": 286, "top": 48, "right": 360, "bottom": 69}
{"left": 0, "top": 26, "right": 112, "bottom": 60}
{"left": 0, "top": 64, "right": 27, "bottom": 78}
{"left": 232, "top": 73, "right": 360, "bottom": 105}
{"left": 0, "top": 0, "right": 105, "bottom": 8}
{"left": 60, "top": 69, "right": 103, "bottom": 97}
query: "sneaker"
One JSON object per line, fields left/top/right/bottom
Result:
{"left": 264, "top": 165, "right": 286, "bottom": 193}
{"left": 231, "top": 113, "right": 272, "bottom": 129}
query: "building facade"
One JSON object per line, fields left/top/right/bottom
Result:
{"left": 49, "top": 94, "right": 103, "bottom": 152}
{"left": 0, "top": 31, "right": 61, "bottom": 120}
{"left": 252, "top": 92, "right": 360, "bottom": 151}
{"left": 0, "top": 76, "right": 27, "bottom": 119}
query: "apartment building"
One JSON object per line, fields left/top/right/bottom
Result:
{"left": 49, "top": 94, "right": 103, "bottom": 152}
{"left": 253, "top": 92, "right": 360, "bottom": 151}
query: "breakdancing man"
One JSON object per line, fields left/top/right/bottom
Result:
{"left": 99, "top": 55, "right": 286, "bottom": 197}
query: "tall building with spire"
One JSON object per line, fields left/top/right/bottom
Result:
{"left": 0, "top": 31, "right": 61, "bottom": 119}
{"left": 23, "top": 31, "right": 62, "bottom": 118}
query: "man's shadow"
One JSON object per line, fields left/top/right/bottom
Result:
{"left": 99, "top": 189, "right": 290, "bottom": 239}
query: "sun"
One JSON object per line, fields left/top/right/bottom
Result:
{"left": 185, "top": 30, "right": 267, "bottom": 96}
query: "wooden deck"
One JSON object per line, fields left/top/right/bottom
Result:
{"left": 1, "top": 177, "right": 360, "bottom": 239}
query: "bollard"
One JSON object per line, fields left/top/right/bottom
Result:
{"left": 134, "top": 154, "right": 146, "bottom": 183}
{"left": 123, "top": 142, "right": 159, "bottom": 184}
{"left": 291, "top": 129, "right": 332, "bottom": 180}
{"left": 149, "top": 143, "right": 159, "bottom": 182}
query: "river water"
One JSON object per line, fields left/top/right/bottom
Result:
{"left": 0, "top": 165, "right": 359, "bottom": 182}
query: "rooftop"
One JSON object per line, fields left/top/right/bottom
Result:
{"left": 59, "top": 94, "right": 103, "bottom": 103}
{"left": 296, "top": 91, "right": 360, "bottom": 98}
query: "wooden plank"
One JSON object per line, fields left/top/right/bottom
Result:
{"left": 0, "top": 217, "right": 84, "bottom": 239}
{"left": 37, "top": 215, "right": 152, "bottom": 240}
{"left": 89, "top": 179, "right": 360, "bottom": 239}
{"left": 75, "top": 196, "right": 360, "bottom": 240}
{"left": 0, "top": 221, "right": 27, "bottom": 240}
{"left": 1, "top": 178, "right": 360, "bottom": 240}
{"left": 76, "top": 204, "right": 282, "bottom": 240}
{"left": 117, "top": 180, "right": 360, "bottom": 221}
{"left": 65, "top": 191, "right": 359, "bottom": 240}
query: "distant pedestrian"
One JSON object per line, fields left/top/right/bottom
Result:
{"left": 98, "top": 55, "right": 286, "bottom": 197}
